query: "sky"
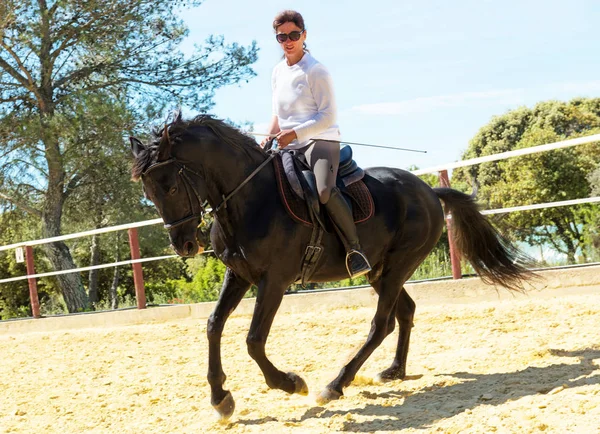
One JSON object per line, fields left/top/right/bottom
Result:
{"left": 178, "top": 0, "right": 600, "bottom": 171}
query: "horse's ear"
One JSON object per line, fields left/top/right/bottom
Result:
{"left": 130, "top": 137, "right": 146, "bottom": 158}
{"left": 174, "top": 109, "right": 183, "bottom": 124}
{"left": 157, "top": 124, "right": 172, "bottom": 161}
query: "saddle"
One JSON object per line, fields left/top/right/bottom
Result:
{"left": 273, "top": 145, "right": 374, "bottom": 228}
{"left": 272, "top": 145, "right": 374, "bottom": 286}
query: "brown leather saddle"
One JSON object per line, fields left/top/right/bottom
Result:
{"left": 273, "top": 145, "right": 374, "bottom": 229}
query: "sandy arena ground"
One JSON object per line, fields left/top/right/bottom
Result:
{"left": 1, "top": 287, "right": 599, "bottom": 433}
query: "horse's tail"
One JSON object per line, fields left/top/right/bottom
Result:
{"left": 433, "top": 187, "right": 537, "bottom": 291}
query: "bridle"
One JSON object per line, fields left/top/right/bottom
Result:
{"left": 142, "top": 158, "right": 209, "bottom": 230}
{"left": 142, "top": 150, "right": 277, "bottom": 230}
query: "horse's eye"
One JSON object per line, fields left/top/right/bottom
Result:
{"left": 169, "top": 186, "right": 178, "bottom": 195}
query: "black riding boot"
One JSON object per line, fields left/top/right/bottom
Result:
{"left": 325, "top": 187, "right": 372, "bottom": 278}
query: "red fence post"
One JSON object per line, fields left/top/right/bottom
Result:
{"left": 24, "top": 246, "right": 41, "bottom": 318}
{"left": 438, "top": 170, "right": 462, "bottom": 280}
{"left": 127, "top": 228, "right": 147, "bottom": 309}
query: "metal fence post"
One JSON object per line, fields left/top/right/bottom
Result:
{"left": 127, "top": 228, "right": 147, "bottom": 309}
{"left": 438, "top": 170, "right": 462, "bottom": 280}
{"left": 24, "top": 246, "right": 41, "bottom": 318}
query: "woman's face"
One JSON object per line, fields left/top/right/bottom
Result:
{"left": 275, "top": 21, "right": 306, "bottom": 59}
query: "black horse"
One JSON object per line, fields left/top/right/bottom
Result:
{"left": 130, "top": 114, "right": 534, "bottom": 420}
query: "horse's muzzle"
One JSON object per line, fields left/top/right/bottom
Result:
{"left": 172, "top": 240, "right": 196, "bottom": 257}
{"left": 172, "top": 238, "right": 204, "bottom": 257}
{"left": 170, "top": 225, "right": 208, "bottom": 257}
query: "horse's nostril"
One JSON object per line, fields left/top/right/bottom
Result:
{"left": 183, "top": 241, "right": 195, "bottom": 256}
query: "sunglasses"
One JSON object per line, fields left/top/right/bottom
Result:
{"left": 275, "top": 30, "right": 305, "bottom": 43}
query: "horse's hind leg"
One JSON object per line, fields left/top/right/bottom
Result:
{"left": 246, "top": 278, "right": 309, "bottom": 396}
{"left": 376, "top": 287, "right": 415, "bottom": 382}
{"left": 317, "top": 273, "right": 402, "bottom": 404}
{"left": 207, "top": 268, "right": 251, "bottom": 421}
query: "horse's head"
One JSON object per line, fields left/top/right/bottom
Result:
{"left": 130, "top": 123, "right": 209, "bottom": 257}
{"left": 130, "top": 113, "right": 267, "bottom": 256}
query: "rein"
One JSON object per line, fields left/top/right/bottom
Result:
{"left": 214, "top": 151, "right": 277, "bottom": 213}
{"left": 142, "top": 151, "right": 277, "bottom": 230}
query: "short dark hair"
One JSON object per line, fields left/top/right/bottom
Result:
{"left": 272, "top": 10, "right": 305, "bottom": 31}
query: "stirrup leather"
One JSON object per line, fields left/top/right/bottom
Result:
{"left": 345, "top": 249, "right": 372, "bottom": 278}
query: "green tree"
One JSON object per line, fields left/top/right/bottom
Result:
{"left": 0, "top": 0, "right": 258, "bottom": 312}
{"left": 586, "top": 166, "right": 600, "bottom": 257}
{"left": 590, "top": 167, "right": 600, "bottom": 196}
{"left": 454, "top": 98, "right": 600, "bottom": 263}
{"left": 144, "top": 255, "right": 225, "bottom": 304}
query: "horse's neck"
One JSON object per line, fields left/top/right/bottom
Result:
{"left": 205, "top": 147, "right": 251, "bottom": 188}
{"left": 201, "top": 146, "right": 272, "bottom": 248}
{"left": 201, "top": 144, "right": 268, "bottom": 215}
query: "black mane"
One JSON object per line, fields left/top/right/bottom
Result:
{"left": 132, "top": 114, "right": 265, "bottom": 180}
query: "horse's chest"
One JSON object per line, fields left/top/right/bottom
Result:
{"left": 214, "top": 245, "right": 256, "bottom": 280}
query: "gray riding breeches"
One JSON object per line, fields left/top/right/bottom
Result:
{"left": 297, "top": 140, "right": 340, "bottom": 204}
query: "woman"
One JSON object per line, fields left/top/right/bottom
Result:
{"left": 263, "top": 10, "right": 370, "bottom": 278}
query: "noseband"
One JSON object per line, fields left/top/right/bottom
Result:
{"left": 142, "top": 151, "right": 277, "bottom": 230}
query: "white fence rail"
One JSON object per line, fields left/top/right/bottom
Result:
{"left": 481, "top": 197, "right": 600, "bottom": 215}
{"left": 0, "top": 254, "right": 179, "bottom": 284}
{"left": 412, "top": 133, "right": 600, "bottom": 175}
{"left": 2, "top": 195, "right": 599, "bottom": 285}
{"left": 0, "top": 218, "right": 163, "bottom": 252}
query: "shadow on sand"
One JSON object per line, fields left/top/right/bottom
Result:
{"left": 238, "top": 348, "right": 600, "bottom": 432}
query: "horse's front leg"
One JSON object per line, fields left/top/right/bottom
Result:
{"left": 246, "top": 278, "right": 309, "bottom": 396}
{"left": 207, "top": 268, "right": 251, "bottom": 421}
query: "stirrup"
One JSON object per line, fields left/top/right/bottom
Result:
{"left": 345, "top": 249, "right": 372, "bottom": 278}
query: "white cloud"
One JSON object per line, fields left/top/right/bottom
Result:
{"left": 350, "top": 80, "right": 600, "bottom": 116}
{"left": 351, "top": 89, "right": 526, "bottom": 115}
{"left": 546, "top": 80, "right": 600, "bottom": 94}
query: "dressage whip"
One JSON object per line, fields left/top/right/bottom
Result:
{"left": 250, "top": 132, "right": 427, "bottom": 154}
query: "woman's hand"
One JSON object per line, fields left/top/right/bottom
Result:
{"left": 276, "top": 129, "right": 297, "bottom": 148}
{"left": 260, "top": 136, "right": 272, "bottom": 148}
{"left": 261, "top": 116, "right": 280, "bottom": 148}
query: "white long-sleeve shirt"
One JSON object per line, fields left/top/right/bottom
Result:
{"left": 271, "top": 52, "right": 341, "bottom": 150}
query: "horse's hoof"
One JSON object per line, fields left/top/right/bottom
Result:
{"left": 375, "top": 367, "right": 406, "bottom": 383}
{"left": 316, "top": 388, "right": 342, "bottom": 405}
{"left": 213, "top": 391, "right": 235, "bottom": 422}
{"left": 287, "top": 372, "right": 309, "bottom": 395}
